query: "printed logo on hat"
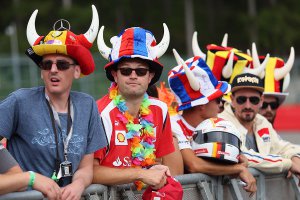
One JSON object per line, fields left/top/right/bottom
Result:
{"left": 231, "top": 73, "right": 264, "bottom": 93}
{"left": 237, "top": 75, "right": 259, "bottom": 84}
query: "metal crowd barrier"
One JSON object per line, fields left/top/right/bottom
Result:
{"left": 1, "top": 168, "right": 300, "bottom": 200}
{"left": 0, "top": 184, "right": 108, "bottom": 200}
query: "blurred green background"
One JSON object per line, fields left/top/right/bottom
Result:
{"left": 1, "top": 0, "right": 300, "bottom": 101}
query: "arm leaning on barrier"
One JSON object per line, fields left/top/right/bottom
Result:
{"left": 180, "top": 148, "right": 256, "bottom": 194}
{"left": 0, "top": 183, "right": 108, "bottom": 200}
{"left": 161, "top": 136, "right": 184, "bottom": 176}
{"left": 61, "top": 153, "right": 94, "bottom": 200}
{"left": 287, "top": 156, "right": 300, "bottom": 186}
{"left": 0, "top": 171, "right": 61, "bottom": 200}
{"left": 93, "top": 159, "right": 170, "bottom": 190}
{"left": 242, "top": 146, "right": 293, "bottom": 174}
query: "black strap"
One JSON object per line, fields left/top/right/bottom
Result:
{"left": 45, "top": 97, "right": 71, "bottom": 173}
{"left": 45, "top": 99, "right": 60, "bottom": 173}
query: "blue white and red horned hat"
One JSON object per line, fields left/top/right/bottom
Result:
{"left": 168, "top": 49, "right": 231, "bottom": 111}
{"left": 97, "top": 24, "right": 170, "bottom": 85}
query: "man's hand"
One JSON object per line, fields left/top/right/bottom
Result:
{"left": 239, "top": 154, "right": 248, "bottom": 168}
{"left": 289, "top": 156, "right": 300, "bottom": 186}
{"left": 238, "top": 167, "right": 257, "bottom": 197}
{"left": 61, "top": 180, "right": 85, "bottom": 200}
{"left": 33, "top": 173, "right": 62, "bottom": 200}
{"left": 139, "top": 165, "right": 170, "bottom": 190}
{"left": 290, "top": 157, "right": 300, "bottom": 174}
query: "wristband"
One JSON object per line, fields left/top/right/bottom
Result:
{"left": 51, "top": 171, "right": 58, "bottom": 182}
{"left": 28, "top": 171, "right": 36, "bottom": 189}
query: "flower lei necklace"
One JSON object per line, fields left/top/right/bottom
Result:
{"left": 109, "top": 83, "right": 156, "bottom": 190}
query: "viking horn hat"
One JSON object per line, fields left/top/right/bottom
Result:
{"left": 97, "top": 23, "right": 170, "bottom": 85}
{"left": 168, "top": 51, "right": 231, "bottom": 111}
{"left": 25, "top": 5, "right": 99, "bottom": 75}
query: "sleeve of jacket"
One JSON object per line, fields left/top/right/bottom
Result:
{"left": 241, "top": 145, "right": 292, "bottom": 173}
{"left": 245, "top": 117, "right": 300, "bottom": 173}
{"left": 268, "top": 125, "right": 300, "bottom": 159}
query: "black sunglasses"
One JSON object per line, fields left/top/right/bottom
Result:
{"left": 39, "top": 60, "right": 77, "bottom": 71}
{"left": 118, "top": 68, "right": 149, "bottom": 77}
{"left": 261, "top": 101, "right": 279, "bottom": 110}
{"left": 236, "top": 96, "right": 260, "bottom": 105}
{"left": 215, "top": 97, "right": 223, "bottom": 104}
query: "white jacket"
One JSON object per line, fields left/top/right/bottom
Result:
{"left": 219, "top": 103, "right": 300, "bottom": 173}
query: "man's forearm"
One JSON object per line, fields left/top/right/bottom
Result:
{"left": 93, "top": 164, "right": 143, "bottom": 185}
{"left": 72, "top": 154, "right": 94, "bottom": 188}
{"left": 0, "top": 173, "right": 29, "bottom": 195}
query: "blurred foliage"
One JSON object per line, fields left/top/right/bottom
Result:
{"left": 1, "top": 0, "right": 300, "bottom": 100}
{"left": 1, "top": 0, "right": 300, "bottom": 57}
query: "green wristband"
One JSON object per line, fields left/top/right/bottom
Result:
{"left": 28, "top": 171, "right": 36, "bottom": 188}
{"left": 51, "top": 171, "right": 58, "bottom": 182}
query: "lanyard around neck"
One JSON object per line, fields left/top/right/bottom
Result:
{"left": 45, "top": 94, "right": 74, "bottom": 162}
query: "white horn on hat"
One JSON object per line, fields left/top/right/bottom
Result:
{"left": 244, "top": 53, "right": 269, "bottom": 79}
{"left": 244, "top": 43, "right": 269, "bottom": 78}
{"left": 282, "top": 73, "right": 290, "bottom": 92}
{"left": 251, "top": 43, "right": 260, "bottom": 69}
{"left": 150, "top": 23, "right": 170, "bottom": 58}
{"left": 83, "top": 5, "right": 99, "bottom": 43}
{"left": 173, "top": 49, "right": 200, "bottom": 91}
{"left": 247, "top": 49, "right": 251, "bottom": 56}
{"left": 222, "top": 50, "right": 234, "bottom": 79}
{"left": 192, "top": 31, "right": 206, "bottom": 59}
{"left": 97, "top": 26, "right": 111, "bottom": 60}
{"left": 274, "top": 47, "right": 295, "bottom": 81}
{"left": 221, "top": 33, "right": 228, "bottom": 47}
{"left": 257, "top": 53, "right": 269, "bottom": 78}
{"left": 26, "top": 9, "right": 40, "bottom": 46}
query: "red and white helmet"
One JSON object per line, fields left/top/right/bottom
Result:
{"left": 192, "top": 118, "right": 241, "bottom": 164}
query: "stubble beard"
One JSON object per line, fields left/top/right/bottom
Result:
{"left": 241, "top": 113, "right": 255, "bottom": 123}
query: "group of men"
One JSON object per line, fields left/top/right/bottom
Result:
{"left": 1, "top": 4, "right": 300, "bottom": 200}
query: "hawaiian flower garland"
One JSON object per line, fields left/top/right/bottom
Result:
{"left": 109, "top": 83, "right": 156, "bottom": 190}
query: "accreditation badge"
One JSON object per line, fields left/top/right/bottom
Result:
{"left": 58, "top": 160, "right": 73, "bottom": 179}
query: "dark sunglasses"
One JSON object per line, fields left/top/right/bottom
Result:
{"left": 215, "top": 97, "right": 223, "bottom": 104}
{"left": 39, "top": 60, "right": 77, "bottom": 71}
{"left": 118, "top": 68, "right": 149, "bottom": 76}
{"left": 261, "top": 101, "right": 279, "bottom": 110}
{"left": 236, "top": 96, "right": 260, "bottom": 105}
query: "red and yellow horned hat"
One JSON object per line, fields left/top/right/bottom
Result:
{"left": 25, "top": 5, "right": 99, "bottom": 75}
{"left": 192, "top": 32, "right": 269, "bottom": 84}
{"left": 257, "top": 47, "right": 295, "bottom": 105}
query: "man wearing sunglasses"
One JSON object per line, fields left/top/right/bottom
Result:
{"left": 0, "top": 6, "right": 107, "bottom": 200}
{"left": 259, "top": 96, "right": 280, "bottom": 125}
{"left": 219, "top": 73, "right": 300, "bottom": 184}
{"left": 93, "top": 25, "right": 183, "bottom": 191}
{"left": 168, "top": 51, "right": 257, "bottom": 195}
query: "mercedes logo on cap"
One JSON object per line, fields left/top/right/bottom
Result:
{"left": 53, "top": 19, "right": 71, "bottom": 31}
